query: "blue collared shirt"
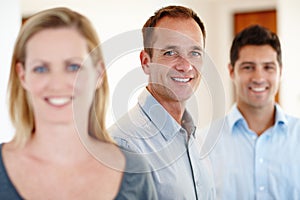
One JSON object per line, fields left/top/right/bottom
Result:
{"left": 109, "top": 89, "right": 215, "bottom": 200}
{"left": 208, "top": 104, "right": 300, "bottom": 200}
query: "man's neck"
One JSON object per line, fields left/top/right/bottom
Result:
{"left": 147, "top": 88, "right": 186, "bottom": 124}
{"left": 237, "top": 103, "right": 276, "bottom": 136}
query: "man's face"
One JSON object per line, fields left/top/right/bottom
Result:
{"left": 141, "top": 16, "right": 204, "bottom": 104}
{"left": 229, "top": 45, "right": 282, "bottom": 110}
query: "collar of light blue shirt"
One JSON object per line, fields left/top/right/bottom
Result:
{"left": 138, "top": 89, "right": 195, "bottom": 141}
{"left": 227, "top": 103, "right": 288, "bottom": 134}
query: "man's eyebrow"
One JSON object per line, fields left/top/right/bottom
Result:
{"left": 158, "top": 45, "right": 203, "bottom": 52}
{"left": 239, "top": 61, "right": 277, "bottom": 66}
{"left": 262, "top": 61, "right": 277, "bottom": 65}
{"left": 240, "top": 61, "right": 255, "bottom": 65}
{"left": 160, "top": 45, "right": 179, "bottom": 50}
{"left": 191, "top": 45, "right": 204, "bottom": 52}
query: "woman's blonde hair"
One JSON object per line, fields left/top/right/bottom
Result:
{"left": 8, "top": 7, "right": 114, "bottom": 147}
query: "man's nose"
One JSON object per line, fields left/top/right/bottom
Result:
{"left": 175, "top": 56, "right": 193, "bottom": 72}
{"left": 251, "top": 68, "right": 265, "bottom": 83}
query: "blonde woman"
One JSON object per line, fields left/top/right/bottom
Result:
{"left": 1, "top": 7, "right": 157, "bottom": 199}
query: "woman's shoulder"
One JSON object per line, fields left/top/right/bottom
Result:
{"left": 0, "top": 143, "right": 23, "bottom": 199}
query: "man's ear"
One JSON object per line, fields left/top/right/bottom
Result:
{"left": 140, "top": 50, "right": 151, "bottom": 75}
{"left": 16, "top": 62, "right": 28, "bottom": 90}
{"left": 228, "top": 63, "right": 235, "bottom": 80}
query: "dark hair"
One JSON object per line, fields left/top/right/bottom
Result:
{"left": 142, "top": 5, "right": 206, "bottom": 58}
{"left": 230, "top": 24, "right": 282, "bottom": 66}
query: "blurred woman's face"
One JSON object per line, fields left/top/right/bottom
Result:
{"left": 17, "top": 27, "right": 101, "bottom": 127}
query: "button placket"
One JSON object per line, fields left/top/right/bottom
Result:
{"left": 255, "top": 135, "right": 269, "bottom": 196}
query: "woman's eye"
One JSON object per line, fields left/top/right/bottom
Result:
{"left": 67, "top": 64, "right": 81, "bottom": 72}
{"left": 33, "top": 66, "right": 48, "bottom": 73}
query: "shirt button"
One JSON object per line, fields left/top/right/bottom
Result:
{"left": 259, "top": 158, "right": 264, "bottom": 163}
{"left": 252, "top": 135, "right": 256, "bottom": 140}
{"left": 259, "top": 186, "right": 265, "bottom": 191}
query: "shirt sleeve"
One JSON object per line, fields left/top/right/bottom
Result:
{"left": 113, "top": 136, "right": 140, "bottom": 153}
{"left": 114, "top": 149, "right": 158, "bottom": 200}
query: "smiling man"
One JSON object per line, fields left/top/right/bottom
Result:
{"left": 109, "top": 5, "right": 215, "bottom": 200}
{"left": 209, "top": 25, "right": 300, "bottom": 199}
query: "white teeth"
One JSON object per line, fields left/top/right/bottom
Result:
{"left": 48, "top": 97, "right": 71, "bottom": 106}
{"left": 251, "top": 87, "right": 266, "bottom": 92}
{"left": 172, "top": 77, "right": 190, "bottom": 83}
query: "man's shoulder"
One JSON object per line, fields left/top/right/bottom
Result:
{"left": 276, "top": 105, "right": 300, "bottom": 129}
{"left": 283, "top": 113, "right": 300, "bottom": 133}
{"left": 108, "top": 105, "right": 155, "bottom": 152}
{"left": 109, "top": 105, "right": 147, "bottom": 133}
{"left": 284, "top": 113, "right": 300, "bottom": 123}
{"left": 198, "top": 115, "right": 229, "bottom": 137}
{"left": 108, "top": 113, "right": 140, "bottom": 152}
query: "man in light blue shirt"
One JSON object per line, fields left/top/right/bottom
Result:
{"left": 109, "top": 5, "right": 215, "bottom": 200}
{"left": 208, "top": 25, "right": 300, "bottom": 199}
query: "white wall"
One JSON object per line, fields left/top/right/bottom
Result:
{"left": 0, "top": 1, "right": 21, "bottom": 142}
{"left": 277, "top": 0, "right": 300, "bottom": 117}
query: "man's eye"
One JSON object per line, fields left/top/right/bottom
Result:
{"left": 265, "top": 65, "right": 275, "bottom": 70}
{"left": 67, "top": 64, "right": 81, "bottom": 72}
{"left": 164, "top": 50, "right": 176, "bottom": 56}
{"left": 33, "top": 66, "right": 48, "bottom": 73}
{"left": 242, "top": 66, "right": 253, "bottom": 70}
{"left": 191, "top": 51, "right": 201, "bottom": 57}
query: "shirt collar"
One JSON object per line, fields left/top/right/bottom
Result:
{"left": 227, "top": 104, "right": 245, "bottom": 131}
{"left": 228, "top": 103, "right": 288, "bottom": 133}
{"left": 138, "top": 89, "right": 195, "bottom": 140}
{"left": 274, "top": 104, "right": 288, "bottom": 132}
